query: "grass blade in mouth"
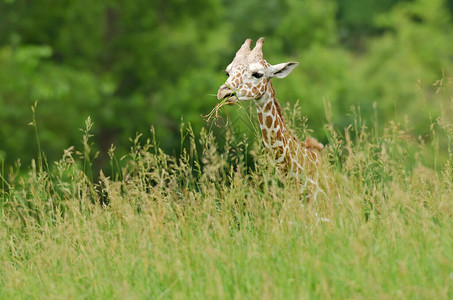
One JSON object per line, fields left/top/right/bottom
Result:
{"left": 202, "top": 96, "right": 238, "bottom": 128}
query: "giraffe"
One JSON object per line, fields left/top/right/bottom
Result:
{"left": 216, "top": 38, "right": 324, "bottom": 198}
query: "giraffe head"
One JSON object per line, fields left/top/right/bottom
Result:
{"left": 217, "top": 38, "right": 299, "bottom": 104}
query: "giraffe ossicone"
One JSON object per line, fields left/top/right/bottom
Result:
{"left": 216, "top": 38, "right": 324, "bottom": 197}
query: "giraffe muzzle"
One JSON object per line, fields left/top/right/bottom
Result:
{"left": 217, "top": 85, "right": 237, "bottom": 105}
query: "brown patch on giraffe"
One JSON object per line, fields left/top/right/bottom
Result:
{"left": 268, "top": 82, "right": 276, "bottom": 98}
{"left": 276, "top": 129, "right": 282, "bottom": 140}
{"left": 265, "top": 115, "right": 273, "bottom": 128}
{"left": 274, "top": 118, "right": 284, "bottom": 131}
{"left": 262, "top": 78, "right": 267, "bottom": 85}
{"left": 259, "top": 85, "right": 265, "bottom": 93}
{"left": 264, "top": 101, "right": 272, "bottom": 113}
{"left": 257, "top": 112, "right": 263, "bottom": 124}
{"left": 245, "top": 83, "right": 252, "bottom": 89}
{"left": 252, "top": 87, "right": 258, "bottom": 94}
{"left": 261, "top": 129, "right": 268, "bottom": 143}
{"left": 272, "top": 98, "right": 284, "bottom": 121}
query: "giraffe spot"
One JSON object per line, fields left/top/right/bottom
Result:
{"left": 257, "top": 112, "right": 263, "bottom": 124}
{"left": 270, "top": 87, "right": 276, "bottom": 97}
{"left": 259, "top": 85, "right": 265, "bottom": 93}
{"left": 261, "top": 129, "right": 267, "bottom": 139}
{"left": 276, "top": 130, "right": 282, "bottom": 140}
{"left": 252, "top": 87, "right": 258, "bottom": 94}
{"left": 246, "top": 83, "right": 252, "bottom": 89}
{"left": 262, "top": 78, "right": 267, "bottom": 85}
{"left": 265, "top": 115, "right": 273, "bottom": 128}
{"left": 264, "top": 101, "right": 272, "bottom": 113}
{"left": 275, "top": 118, "right": 283, "bottom": 130}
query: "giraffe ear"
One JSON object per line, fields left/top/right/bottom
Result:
{"left": 270, "top": 62, "right": 299, "bottom": 79}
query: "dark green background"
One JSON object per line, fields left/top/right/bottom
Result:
{"left": 1, "top": 0, "right": 453, "bottom": 170}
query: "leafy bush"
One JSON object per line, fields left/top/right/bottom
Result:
{"left": 1, "top": 0, "right": 453, "bottom": 173}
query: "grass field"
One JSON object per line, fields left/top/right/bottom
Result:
{"left": 1, "top": 103, "right": 452, "bottom": 299}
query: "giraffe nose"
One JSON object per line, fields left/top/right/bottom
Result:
{"left": 217, "top": 85, "right": 234, "bottom": 100}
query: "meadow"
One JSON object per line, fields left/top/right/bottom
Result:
{"left": 1, "top": 96, "right": 452, "bottom": 299}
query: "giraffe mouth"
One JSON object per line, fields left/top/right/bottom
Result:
{"left": 224, "top": 96, "right": 238, "bottom": 105}
{"left": 217, "top": 86, "right": 238, "bottom": 105}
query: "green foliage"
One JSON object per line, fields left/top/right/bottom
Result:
{"left": 1, "top": 0, "right": 453, "bottom": 174}
{"left": 0, "top": 0, "right": 228, "bottom": 166}
{"left": 337, "top": 0, "right": 399, "bottom": 39}
{"left": 0, "top": 45, "right": 105, "bottom": 163}
{"left": 358, "top": 0, "right": 453, "bottom": 134}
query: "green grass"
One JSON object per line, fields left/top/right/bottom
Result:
{"left": 0, "top": 106, "right": 452, "bottom": 299}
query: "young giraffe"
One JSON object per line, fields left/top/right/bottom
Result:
{"left": 217, "top": 38, "right": 324, "bottom": 197}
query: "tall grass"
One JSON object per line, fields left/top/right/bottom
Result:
{"left": 0, "top": 93, "right": 452, "bottom": 299}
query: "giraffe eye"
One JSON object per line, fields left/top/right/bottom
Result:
{"left": 252, "top": 72, "right": 263, "bottom": 79}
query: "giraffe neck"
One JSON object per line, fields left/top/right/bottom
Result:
{"left": 254, "top": 82, "right": 319, "bottom": 175}
{"left": 255, "top": 82, "right": 293, "bottom": 163}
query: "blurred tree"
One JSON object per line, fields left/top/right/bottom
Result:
{"left": 336, "top": 0, "right": 406, "bottom": 50}
{"left": 0, "top": 0, "right": 228, "bottom": 167}
{"left": 358, "top": 0, "right": 453, "bottom": 134}
{"left": 0, "top": 45, "right": 105, "bottom": 164}
{"left": 0, "top": 0, "right": 452, "bottom": 171}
